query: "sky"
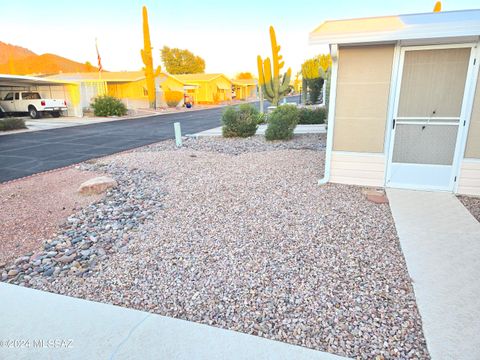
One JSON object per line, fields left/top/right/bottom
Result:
{"left": 0, "top": 0, "right": 479, "bottom": 77}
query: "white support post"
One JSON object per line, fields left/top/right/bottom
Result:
{"left": 259, "top": 86, "right": 264, "bottom": 114}
{"left": 174, "top": 122, "right": 182, "bottom": 147}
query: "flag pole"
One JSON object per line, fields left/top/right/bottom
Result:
{"left": 95, "top": 38, "right": 103, "bottom": 81}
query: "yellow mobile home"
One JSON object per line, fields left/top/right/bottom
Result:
{"left": 232, "top": 79, "right": 257, "bottom": 100}
{"left": 46, "top": 71, "right": 187, "bottom": 109}
{"left": 174, "top": 73, "right": 233, "bottom": 104}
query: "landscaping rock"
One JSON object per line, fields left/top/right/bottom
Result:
{"left": 367, "top": 193, "right": 389, "bottom": 204}
{"left": 363, "top": 188, "right": 389, "bottom": 204}
{"left": 58, "top": 254, "right": 76, "bottom": 264}
{"left": 0, "top": 134, "right": 429, "bottom": 358}
{"left": 78, "top": 176, "right": 117, "bottom": 195}
{"left": 7, "top": 269, "right": 18, "bottom": 278}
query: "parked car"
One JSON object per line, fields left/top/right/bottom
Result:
{"left": 0, "top": 91, "right": 67, "bottom": 119}
{"left": 0, "top": 104, "right": 5, "bottom": 118}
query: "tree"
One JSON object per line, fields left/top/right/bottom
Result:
{"left": 85, "top": 61, "right": 95, "bottom": 72}
{"left": 317, "top": 54, "right": 332, "bottom": 72}
{"left": 161, "top": 46, "right": 205, "bottom": 74}
{"left": 301, "top": 54, "right": 330, "bottom": 104}
{"left": 236, "top": 72, "right": 254, "bottom": 80}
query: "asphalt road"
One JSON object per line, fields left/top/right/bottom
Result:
{"left": 0, "top": 96, "right": 299, "bottom": 182}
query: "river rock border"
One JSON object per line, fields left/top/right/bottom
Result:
{"left": 1, "top": 162, "right": 165, "bottom": 286}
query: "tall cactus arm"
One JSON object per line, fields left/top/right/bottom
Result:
{"left": 269, "top": 26, "right": 283, "bottom": 78}
{"left": 263, "top": 58, "right": 276, "bottom": 100}
{"left": 279, "top": 69, "right": 292, "bottom": 94}
{"left": 257, "top": 56, "right": 265, "bottom": 86}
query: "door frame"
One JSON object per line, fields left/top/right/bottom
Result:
{"left": 385, "top": 42, "right": 478, "bottom": 191}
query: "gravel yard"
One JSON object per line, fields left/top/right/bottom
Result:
{"left": 2, "top": 134, "right": 429, "bottom": 359}
{"left": 458, "top": 195, "right": 480, "bottom": 223}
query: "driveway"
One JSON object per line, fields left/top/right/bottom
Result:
{"left": 0, "top": 97, "right": 300, "bottom": 183}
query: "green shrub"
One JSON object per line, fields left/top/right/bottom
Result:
{"left": 306, "top": 77, "right": 324, "bottom": 104}
{"left": 91, "top": 96, "right": 127, "bottom": 117}
{"left": 222, "top": 104, "right": 260, "bottom": 138}
{"left": 0, "top": 118, "right": 27, "bottom": 131}
{"left": 265, "top": 104, "right": 299, "bottom": 141}
{"left": 298, "top": 107, "right": 327, "bottom": 124}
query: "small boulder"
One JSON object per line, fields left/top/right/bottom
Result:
{"left": 78, "top": 176, "right": 117, "bottom": 195}
{"left": 363, "top": 188, "right": 389, "bottom": 204}
{"left": 58, "top": 254, "right": 76, "bottom": 264}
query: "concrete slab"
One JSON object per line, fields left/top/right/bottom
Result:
{"left": 189, "top": 124, "right": 326, "bottom": 137}
{"left": 387, "top": 189, "right": 480, "bottom": 360}
{"left": 0, "top": 283, "right": 349, "bottom": 360}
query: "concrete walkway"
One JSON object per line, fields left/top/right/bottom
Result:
{"left": 189, "top": 124, "right": 326, "bottom": 137}
{"left": 0, "top": 283, "right": 348, "bottom": 360}
{"left": 387, "top": 189, "right": 480, "bottom": 360}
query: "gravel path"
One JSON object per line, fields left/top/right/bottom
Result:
{"left": 458, "top": 195, "right": 480, "bottom": 223}
{"left": 0, "top": 168, "right": 102, "bottom": 265}
{"left": 2, "top": 135, "right": 429, "bottom": 359}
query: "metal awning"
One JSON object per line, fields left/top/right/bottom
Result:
{"left": 309, "top": 9, "right": 480, "bottom": 45}
{"left": 168, "top": 86, "right": 185, "bottom": 92}
{"left": 217, "top": 84, "right": 231, "bottom": 90}
{"left": 0, "top": 74, "right": 76, "bottom": 87}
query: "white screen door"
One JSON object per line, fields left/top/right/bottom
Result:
{"left": 386, "top": 46, "right": 472, "bottom": 191}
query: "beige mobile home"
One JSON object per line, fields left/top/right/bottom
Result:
{"left": 310, "top": 9, "right": 480, "bottom": 195}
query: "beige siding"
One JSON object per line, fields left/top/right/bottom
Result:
{"left": 465, "top": 74, "right": 480, "bottom": 159}
{"left": 398, "top": 48, "right": 470, "bottom": 118}
{"left": 457, "top": 159, "right": 480, "bottom": 196}
{"left": 330, "top": 152, "right": 385, "bottom": 187}
{"left": 333, "top": 44, "right": 394, "bottom": 153}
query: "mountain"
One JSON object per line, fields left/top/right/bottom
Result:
{"left": 0, "top": 41, "right": 99, "bottom": 75}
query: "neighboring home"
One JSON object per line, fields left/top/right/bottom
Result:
{"left": 231, "top": 78, "right": 257, "bottom": 100}
{"left": 46, "top": 71, "right": 187, "bottom": 109}
{"left": 174, "top": 73, "right": 233, "bottom": 104}
{"left": 310, "top": 9, "right": 480, "bottom": 195}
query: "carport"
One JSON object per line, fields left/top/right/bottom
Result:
{"left": 0, "top": 74, "right": 82, "bottom": 117}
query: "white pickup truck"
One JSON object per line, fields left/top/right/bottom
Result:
{"left": 0, "top": 91, "right": 67, "bottom": 119}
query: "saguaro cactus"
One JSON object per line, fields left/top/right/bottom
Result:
{"left": 141, "top": 6, "right": 161, "bottom": 109}
{"left": 257, "top": 26, "right": 292, "bottom": 106}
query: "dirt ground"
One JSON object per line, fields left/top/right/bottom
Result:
{"left": 0, "top": 168, "right": 102, "bottom": 264}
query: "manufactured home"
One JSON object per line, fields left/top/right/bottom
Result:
{"left": 231, "top": 79, "right": 258, "bottom": 100}
{"left": 310, "top": 9, "right": 480, "bottom": 195}
{"left": 46, "top": 71, "right": 187, "bottom": 110}
{"left": 174, "top": 73, "right": 233, "bottom": 104}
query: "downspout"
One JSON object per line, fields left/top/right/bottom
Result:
{"left": 318, "top": 44, "right": 339, "bottom": 185}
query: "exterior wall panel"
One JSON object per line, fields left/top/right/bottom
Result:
{"left": 457, "top": 159, "right": 480, "bottom": 195}
{"left": 330, "top": 151, "right": 386, "bottom": 187}
{"left": 333, "top": 44, "right": 394, "bottom": 153}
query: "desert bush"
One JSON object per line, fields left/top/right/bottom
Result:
{"left": 306, "top": 77, "right": 324, "bottom": 104}
{"left": 265, "top": 104, "right": 299, "bottom": 141}
{"left": 222, "top": 104, "right": 260, "bottom": 138}
{"left": 0, "top": 118, "right": 27, "bottom": 131}
{"left": 298, "top": 107, "right": 327, "bottom": 124}
{"left": 164, "top": 90, "right": 184, "bottom": 107}
{"left": 91, "top": 96, "right": 127, "bottom": 117}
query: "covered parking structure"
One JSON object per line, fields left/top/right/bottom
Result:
{"left": 0, "top": 74, "right": 82, "bottom": 117}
